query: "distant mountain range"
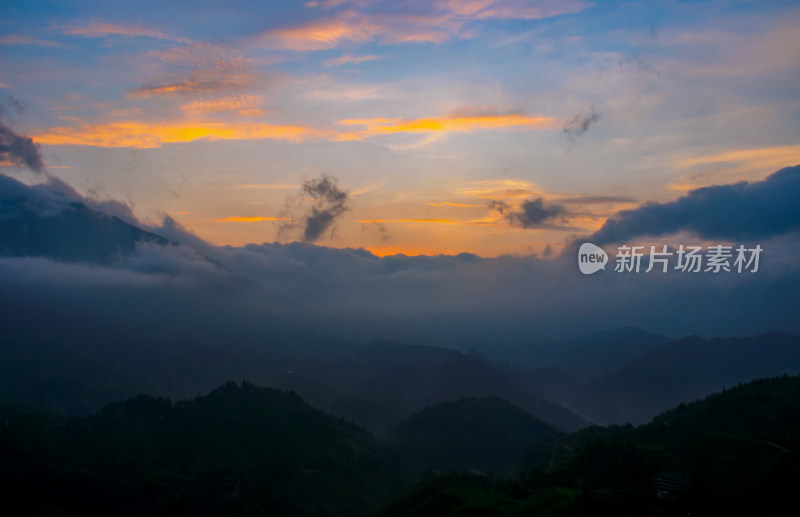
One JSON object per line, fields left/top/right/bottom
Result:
{"left": 479, "top": 327, "right": 800, "bottom": 426}
{"left": 267, "top": 340, "right": 586, "bottom": 432}
{"left": 481, "top": 326, "right": 671, "bottom": 381}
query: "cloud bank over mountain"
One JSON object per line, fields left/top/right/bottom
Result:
{"left": 590, "top": 165, "right": 800, "bottom": 244}
{"left": 2, "top": 166, "right": 800, "bottom": 342}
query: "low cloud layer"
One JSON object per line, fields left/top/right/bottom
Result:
{"left": 0, "top": 173, "right": 76, "bottom": 219}
{"left": 3, "top": 166, "right": 800, "bottom": 344}
{"left": 591, "top": 164, "right": 800, "bottom": 244}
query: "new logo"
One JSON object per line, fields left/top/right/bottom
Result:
{"left": 578, "top": 242, "right": 608, "bottom": 275}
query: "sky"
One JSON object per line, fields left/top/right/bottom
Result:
{"left": 2, "top": 0, "right": 800, "bottom": 257}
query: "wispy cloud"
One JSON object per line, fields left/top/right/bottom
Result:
{"left": 671, "top": 144, "right": 800, "bottom": 190}
{"left": 357, "top": 218, "right": 459, "bottom": 224}
{"left": 261, "top": 0, "right": 589, "bottom": 51}
{"left": 438, "top": 0, "right": 588, "bottom": 20}
{"left": 677, "top": 144, "right": 800, "bottom": 169}
{"left": 233, "top": 184, "right": 300, "bottom": 190}
{"left": 215, "top": 216, "right": 291, "bottom": 223}
{"left": 1, "top": 35, "right": 63, "bottom": 47}
{"left": 62, "top": 20, "right": 191, "bottom": 43}
{"left": 32, "top": 112, "right": 538, "bottom": 147}
{"left": 304, "top": 85, "right": 387, "bottom": 102}
{"left": 130, "top": 81, "right": 243, "bottom": 97}
{"left": 560, "top": 195, "right": 636, "bottom": 205}
{"left": 456, "top": 179, "right": 541, "bottom": 199}
{"left": 33, "top": 120, "right": 317, "bottom": 148}
{"left": 427, "top": 201, "right": 486, "bottom": 208}
{"left": 130, "top": 43, "right": 260, "bottom": 98}
{"left": 180, "top": 95, "right": 264, "bottom": 113}
{"left": 339, "top": 113, "right": 554, "bottom": 136}
{"left": 263, "top": 13, "right": 381, "bottom": 51}
{"left": 323, "top": 54, "right": 381, "bottom": 67}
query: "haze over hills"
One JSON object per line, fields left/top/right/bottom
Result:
{"left": 489, "top": 327, "right": 672, "bottom": 381}
{"left": 569, "top": 331, "right": 800, "bottom": 424}
{"left": 3, "top": 171, "right": 800, "bottom": 434}
{"left": 379, "top": 374, "right": 800, "bottom": 516}
{"left": 267, "top": 340, "right": 586, "bottom": 432}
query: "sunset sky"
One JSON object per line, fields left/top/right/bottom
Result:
{"left": 2, "top": 0, "right": 799, "bottom": 256}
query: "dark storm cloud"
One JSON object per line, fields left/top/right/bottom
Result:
{"left": 299, "top": 174, "right": 350, "bottom": 242}
{"left": 563, "top": 108, "right": 600, "bottom": 143}
{"left": 0, "top": 117, "right": 44, "bottom": 172}
{"left": 590, "top": 164, "right": 800, "bottom": 244}
{"left": 490, "top": 197, "right": 567, "bottom": 228}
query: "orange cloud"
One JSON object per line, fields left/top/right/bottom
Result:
{"left": 357, "top": 218, "right": 459, "bottom": 224}
{"left": 33, "top": 121, "right": 317, "bottom": 148}
{"left": 262, "top": 8, "right": 461, "bottom": 51}
{"left": 265, "top": 15, "right": 377, "bottom": 50}
{"left": 398, "top": 218, "right": 459, "bottom": 224}
{"left": 32, "top": 111, "right": 555, "bottom": 149}
{"left": 130, "top": 80, "right": 245, "bottom": 97}
{"left": 215, "top": 216, "right": 291, "bottom": 223}
{"left": 468, "top": 216, "right": 503, "bottom": 226}
{"left": 340, "top": 113, "right": 554, "bottom": 136}
{"left": 427, "top": 201, "right": 486, "bottom": 208}
{"left": 677, "top": 144, "right": 800, "bottom": 168}
{"left": 238, "top": 109, "right": 265, "bottom": 117}
{"left": 457, "top": 179, "right": 542, "bottom": 199}
{"left": 364, "top": 245, "right": 456, "bottom": 257}
{"left": 671, "top": 144, "right": 800, "bottom": 190}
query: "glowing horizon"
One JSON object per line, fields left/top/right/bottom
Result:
{"left": 2, "top": 0, "right": 799, "bottom": 257}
